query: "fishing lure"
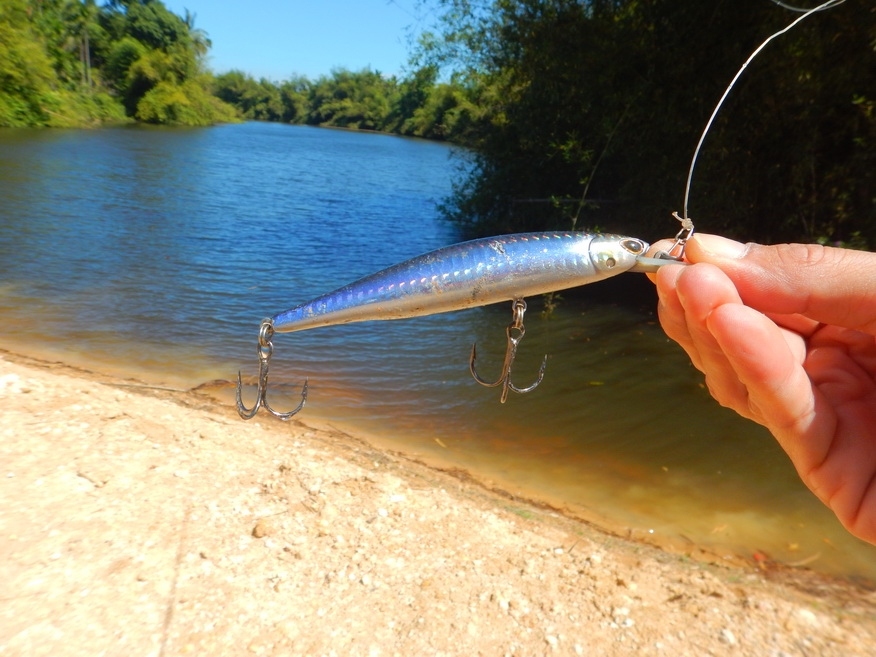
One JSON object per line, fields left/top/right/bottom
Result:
{"left": 236, "top": 231, "right": 681, "bottom": 420}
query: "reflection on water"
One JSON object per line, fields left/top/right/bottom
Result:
{"left": 1, "top": 122, "right": 874, "bottom": 581}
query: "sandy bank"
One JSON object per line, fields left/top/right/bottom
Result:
{"left": 1, "top": 350, "right": 875, "bottom": 656}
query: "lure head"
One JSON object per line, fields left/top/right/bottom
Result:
{"left": 588, "top": 235, "right": 650, "bottom": 275}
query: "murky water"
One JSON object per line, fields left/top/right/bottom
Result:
{"left": 1, "top": 122, "right": 873, "bottom": 580}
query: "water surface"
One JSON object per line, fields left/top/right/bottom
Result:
{"left": 1, "top": 122, "right": 873, "bottom": 580}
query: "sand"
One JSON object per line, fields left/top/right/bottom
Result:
{"left": 1, "top": 350, "right": 875, "bottom": 656}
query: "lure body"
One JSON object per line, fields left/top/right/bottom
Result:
{"left": 271, "top": 232, "right": 649, "bottom": 333}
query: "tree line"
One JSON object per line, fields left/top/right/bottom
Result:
{"left": 211, "top": 66, "right": 480, "bottom": 142}
{"left": 0, "top": 0, "right": 481, "bottom": 141}
{"left": 0, "top": 0, "right": 236, "bottom": 126}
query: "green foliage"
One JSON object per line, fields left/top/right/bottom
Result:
{"left": 104, "top": 36, "right": 146, "bottom": 89}
{"left": 96, "top": 1, "right": 233, "bottom": 124}
{"left": 119, "top": 0, "right": 189, "bottom": 50}
{"left": 0, "top": 0, "right": 235, "bottom": 128}
{"left": 384, "top": 64, "right": 437, "bottom": 133}
{"left": 213, "top": 70, "right": 290, "bottom": 121}
{"left": 418, "top": 0, "right": 876, "bottom": 246}
{"left": 0, "top": 0, "right": 59, "bottom": 126}
{"left": 407, "top": 74, "right": 484, "bottom": 142}
{"left": 0, "top": 93, "right": 31, "bottom": 127}
{"left": 212, "top": 65, "right": 483, "bottom": 144}
{"left": 136, "top": 78, "right": 237, "bottom": 125}
{"left": 277, "top": 77, "right": 310, "bottom": 123}
{"left": 104, "top": 36, "right": 146, "bottom": 111}
{"left": 306, "top": 68, "right": 394, "bottom": 130}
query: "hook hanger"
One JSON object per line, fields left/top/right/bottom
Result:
{"left": 654, "top": 212, "right": 695, "bottom": 262}
{"left": 236, "top": 319, "right": 307, "bottom": 420}
{"left": 469, "top": 298, "right": 547, "bottom": 403}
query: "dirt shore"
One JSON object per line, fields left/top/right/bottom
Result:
{"left": 1, "top": 350, "right": 875, "bottom": 656}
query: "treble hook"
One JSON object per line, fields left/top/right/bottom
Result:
{"left": 236, "top": 318, "right": 307, "bottom": 420}
{"left": 469, "top": 298, "right": 548, "bottom": 403}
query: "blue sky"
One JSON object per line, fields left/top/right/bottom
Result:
{"left": 162, "top": 0, "right": 426, "bottom": 81}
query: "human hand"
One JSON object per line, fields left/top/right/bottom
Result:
{"left": 647, "top": 233, "right": 876, "bottom": 545}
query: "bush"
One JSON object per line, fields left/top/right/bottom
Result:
{"left": 136, "top": 79, "right": 237, "bottom": 126}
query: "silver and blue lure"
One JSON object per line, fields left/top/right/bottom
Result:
{"left": 237, "top": 231, "right": 683, "bottom": 420}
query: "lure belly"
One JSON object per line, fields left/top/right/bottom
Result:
{"left": 271, "top": 232, "right": 649, "bottom": 333}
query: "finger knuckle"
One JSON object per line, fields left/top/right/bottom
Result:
{"left": 769, "top": 242, "right": 831, "bottom": 270}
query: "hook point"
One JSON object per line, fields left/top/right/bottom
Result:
{"left": 236, "top": 319, "right": 307, "bottom": 420}
{"left": 469, "top": 299, "right": 547, "bottom": 402}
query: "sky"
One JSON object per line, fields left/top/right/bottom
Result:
{"left": 162, "top": 0, "right": 427, "bottom": 81}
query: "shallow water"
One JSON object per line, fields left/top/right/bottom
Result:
{"left": 1, "top": 122, "right": 873, "bottom": 580}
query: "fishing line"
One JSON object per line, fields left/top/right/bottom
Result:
{"left": 681, "top": 0, "right": 847, "bottom": 221}
{"left": 768, "top": 0, "right": 828, "bottom": 12}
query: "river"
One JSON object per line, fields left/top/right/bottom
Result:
{"left": 1, "top": 121, "right": 873, "bottom": 581}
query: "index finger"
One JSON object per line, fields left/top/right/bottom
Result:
{"left": 687, "top": 235, "right": 876, "bottom": 334}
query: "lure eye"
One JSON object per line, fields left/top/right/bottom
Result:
{"left": 620, "top": 238, "right": 646, "bottom": 255}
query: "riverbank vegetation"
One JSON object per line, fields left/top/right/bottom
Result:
{"left": 0, "top": 0, "right": 235, "bottom": 127}
{"left": 211, "top": 65, "right": 480, "bottom": 143}
{"left": 0, "top": 0, "right": 476, "bottom": 137}
{"left": 415, "top": 0, "right": 876, "bottom": 246}
{"left": 2, "top": 0, "right": 873, "bottom": 245}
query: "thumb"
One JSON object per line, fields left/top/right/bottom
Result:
{"left": 687, "top": 234, "right": 876, "bottom": 333}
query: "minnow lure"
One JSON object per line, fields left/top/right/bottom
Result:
{"left": 237, "top": 231, "right": 680, "bottom": 420}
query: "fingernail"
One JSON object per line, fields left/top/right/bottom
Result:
{"left": 693, "top": 234, "right": 747, "bottom": 260}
